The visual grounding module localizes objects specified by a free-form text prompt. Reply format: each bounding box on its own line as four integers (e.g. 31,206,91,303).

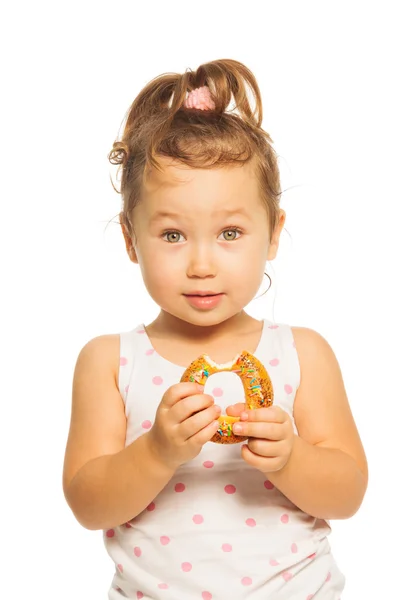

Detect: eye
162,230,184,243
161,227,243,243
219,227,242,241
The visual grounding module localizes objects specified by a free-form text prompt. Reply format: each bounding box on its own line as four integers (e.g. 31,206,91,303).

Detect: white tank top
104,319,345,599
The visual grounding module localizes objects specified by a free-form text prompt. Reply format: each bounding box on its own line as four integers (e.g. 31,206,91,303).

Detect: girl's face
123,157,285,329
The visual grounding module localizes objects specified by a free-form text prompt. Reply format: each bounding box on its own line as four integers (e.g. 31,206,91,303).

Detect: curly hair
108,58,283,244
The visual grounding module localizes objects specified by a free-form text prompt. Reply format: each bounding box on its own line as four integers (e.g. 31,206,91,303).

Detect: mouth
184,292,221,297
183,292,224,310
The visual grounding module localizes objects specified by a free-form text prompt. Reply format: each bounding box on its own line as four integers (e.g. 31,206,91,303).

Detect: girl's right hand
147,382,221,471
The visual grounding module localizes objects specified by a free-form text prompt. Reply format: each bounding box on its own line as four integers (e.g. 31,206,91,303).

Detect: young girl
63,59,368,599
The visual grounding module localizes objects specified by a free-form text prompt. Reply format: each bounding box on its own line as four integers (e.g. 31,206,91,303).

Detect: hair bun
108,141,130,167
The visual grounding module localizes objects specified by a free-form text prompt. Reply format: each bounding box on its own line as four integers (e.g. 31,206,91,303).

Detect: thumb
226,402,246,417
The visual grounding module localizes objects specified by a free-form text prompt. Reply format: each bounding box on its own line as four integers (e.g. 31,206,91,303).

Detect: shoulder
290,325,367,477
291,326,341,378
78,334,121,387
290,325,345,418
291,325,332,356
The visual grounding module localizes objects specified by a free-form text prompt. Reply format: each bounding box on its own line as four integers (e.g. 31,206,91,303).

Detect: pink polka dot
241,577,252,586
142,420,152,429
326,572,331,582
124,384,129,394
284,383,293,394
193,514,204,524
291,543,298,553
147,502,155,511
224,484,236,494
117,564,123,573
306,596,314,600
160,536,170,545
137,329,145,334
202,593,212,600
134,546,142,557
212,387,224,397
120,357,128,366
106,529,115,538
280,513,289,524
152,375,163,385
246,518,256,527
145,348,155,355
175,482,186,492
269,324,279,329
307,552,316,560
124,522,132,528
269,358,280,366
264,480,274,490
282,571,293,581
269,558,279,566
203,460,214,468
182,562,192,572
137,593,144,599
222,543,232,552
158,583,168,589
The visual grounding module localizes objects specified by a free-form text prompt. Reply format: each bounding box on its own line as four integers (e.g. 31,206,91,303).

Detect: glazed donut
180,351,273,444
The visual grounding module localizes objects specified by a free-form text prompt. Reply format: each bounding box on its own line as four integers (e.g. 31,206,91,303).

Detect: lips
184,292,219,297
184,293,224,310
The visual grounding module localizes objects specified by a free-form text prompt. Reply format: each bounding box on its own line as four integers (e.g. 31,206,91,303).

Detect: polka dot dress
105,319,345,599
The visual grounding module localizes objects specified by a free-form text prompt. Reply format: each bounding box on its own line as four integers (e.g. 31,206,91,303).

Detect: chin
179,308,244,329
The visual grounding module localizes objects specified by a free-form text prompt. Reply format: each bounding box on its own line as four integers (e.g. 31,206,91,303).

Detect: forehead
141,157,263,217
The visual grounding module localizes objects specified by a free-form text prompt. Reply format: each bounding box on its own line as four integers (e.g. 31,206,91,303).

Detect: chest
149,330,264,368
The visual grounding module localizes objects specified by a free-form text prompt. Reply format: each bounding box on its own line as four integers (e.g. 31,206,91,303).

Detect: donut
180,350,273,444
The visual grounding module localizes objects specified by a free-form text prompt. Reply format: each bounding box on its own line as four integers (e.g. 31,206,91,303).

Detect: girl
62,59,368,599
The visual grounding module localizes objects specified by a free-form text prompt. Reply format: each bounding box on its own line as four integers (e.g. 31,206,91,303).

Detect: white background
1,1,399,598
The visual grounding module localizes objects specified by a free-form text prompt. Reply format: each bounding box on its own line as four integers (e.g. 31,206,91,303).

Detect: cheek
139,246,180,286
226,245,266,276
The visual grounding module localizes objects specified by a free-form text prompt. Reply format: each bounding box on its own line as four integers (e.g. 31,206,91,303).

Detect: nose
186,242,217,279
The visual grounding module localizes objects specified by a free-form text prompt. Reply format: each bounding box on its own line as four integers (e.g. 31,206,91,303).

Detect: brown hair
108,58,282,244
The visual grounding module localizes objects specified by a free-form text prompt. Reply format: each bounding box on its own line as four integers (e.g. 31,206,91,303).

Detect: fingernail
233,424,243,433
241,412,249,420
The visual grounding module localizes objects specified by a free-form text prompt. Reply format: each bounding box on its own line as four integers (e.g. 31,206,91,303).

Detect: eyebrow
149,207,251,223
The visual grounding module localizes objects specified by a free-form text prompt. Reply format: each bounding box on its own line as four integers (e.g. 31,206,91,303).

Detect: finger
226,402,246,417
241,443,283,471
162,382,205,408
232,421,284,441
247,437,287,457
187,416,221,446
241,406,287,424
181,404,221,441
173,393,218,423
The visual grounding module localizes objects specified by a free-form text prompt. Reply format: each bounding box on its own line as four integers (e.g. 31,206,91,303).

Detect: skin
121,155,286,342
120,154,290,470
119,155,368,519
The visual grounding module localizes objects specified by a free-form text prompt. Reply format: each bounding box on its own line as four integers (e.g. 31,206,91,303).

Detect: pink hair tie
184,86,215,110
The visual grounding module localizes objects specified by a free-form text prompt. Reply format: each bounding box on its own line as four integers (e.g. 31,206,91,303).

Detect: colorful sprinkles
217,420,233,437
180,350,274,444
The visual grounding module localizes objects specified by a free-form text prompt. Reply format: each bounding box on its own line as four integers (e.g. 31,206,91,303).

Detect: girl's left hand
226,403,295,474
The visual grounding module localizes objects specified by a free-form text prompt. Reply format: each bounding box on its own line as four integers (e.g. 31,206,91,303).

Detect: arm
231,327,368,520
66,432,175,531
266,432,367,519
63,335,175,531
277,326,369,519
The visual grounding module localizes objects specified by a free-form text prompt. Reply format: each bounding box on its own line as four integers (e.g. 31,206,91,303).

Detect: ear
267,209,286,261
120,213,138,264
